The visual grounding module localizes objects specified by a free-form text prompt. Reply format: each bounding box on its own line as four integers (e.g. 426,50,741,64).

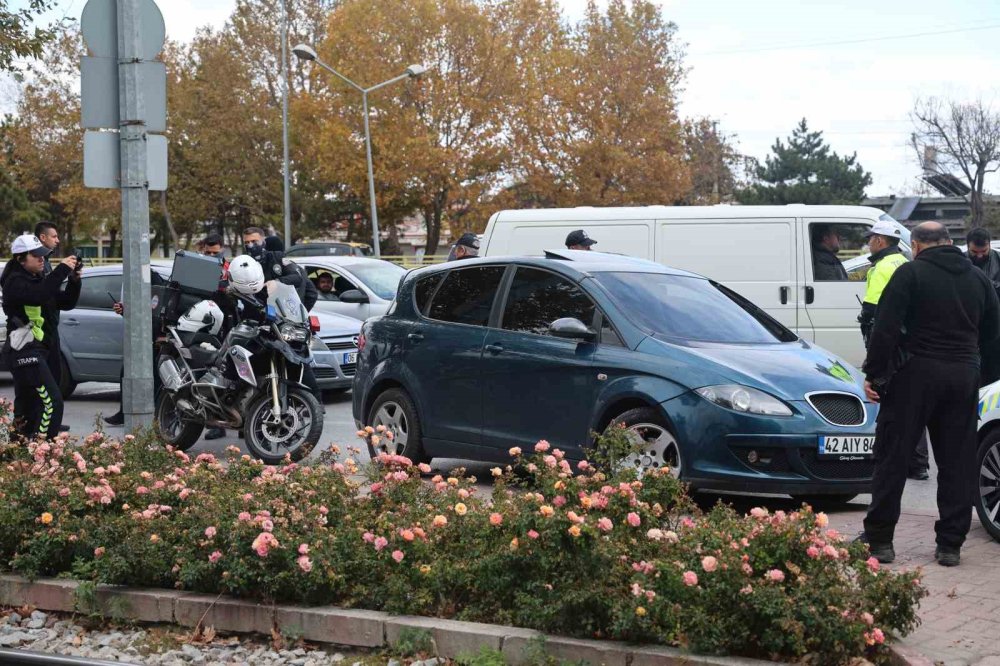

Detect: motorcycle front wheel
155,391,204,451
244,387,323,464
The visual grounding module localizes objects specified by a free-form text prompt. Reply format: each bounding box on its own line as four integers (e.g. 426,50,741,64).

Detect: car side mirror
339,289,369,304
549,317,596,341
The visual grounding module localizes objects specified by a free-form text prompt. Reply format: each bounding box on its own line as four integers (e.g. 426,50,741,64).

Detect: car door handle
407,333,424,342
64,318,79,326
485,343,504,354
804,286,815,305
779,286,789,305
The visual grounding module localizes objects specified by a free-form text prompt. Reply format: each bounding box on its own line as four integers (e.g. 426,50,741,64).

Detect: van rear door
655,218,799,333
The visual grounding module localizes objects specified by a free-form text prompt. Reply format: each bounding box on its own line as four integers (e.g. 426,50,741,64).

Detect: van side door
655,218,799,333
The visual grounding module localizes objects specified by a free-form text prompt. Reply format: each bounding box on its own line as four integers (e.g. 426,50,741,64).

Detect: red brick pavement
830,509,1000,666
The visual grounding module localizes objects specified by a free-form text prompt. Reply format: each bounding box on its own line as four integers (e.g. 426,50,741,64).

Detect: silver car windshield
265,281,306,323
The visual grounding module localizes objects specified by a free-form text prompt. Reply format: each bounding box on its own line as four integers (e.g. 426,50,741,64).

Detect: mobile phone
107,292,120,306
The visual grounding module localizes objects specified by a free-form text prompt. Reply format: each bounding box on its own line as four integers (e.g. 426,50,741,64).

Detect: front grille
325,339,357,352
807,393,864,426
314,367,339,379
801,450,875,480
340,364,357,377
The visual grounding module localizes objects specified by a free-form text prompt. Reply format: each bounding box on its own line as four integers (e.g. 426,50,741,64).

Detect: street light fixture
293,43,427,258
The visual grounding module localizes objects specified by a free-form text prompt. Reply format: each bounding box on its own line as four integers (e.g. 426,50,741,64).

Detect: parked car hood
639,336,866,402
312,310,362,337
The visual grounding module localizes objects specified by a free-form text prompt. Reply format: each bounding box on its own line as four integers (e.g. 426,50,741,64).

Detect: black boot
204,427,225,440
854,532,895,564
103,412,124,426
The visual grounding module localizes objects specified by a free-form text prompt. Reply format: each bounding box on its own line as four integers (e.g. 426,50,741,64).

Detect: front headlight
695,385,792,416
279,323,308,343
309,336,327,352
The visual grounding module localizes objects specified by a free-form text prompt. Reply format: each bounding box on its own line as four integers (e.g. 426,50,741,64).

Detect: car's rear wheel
975,429,1000,543
368,388,429,464
608,407,682,478
790,494,858,510
58,355,76,399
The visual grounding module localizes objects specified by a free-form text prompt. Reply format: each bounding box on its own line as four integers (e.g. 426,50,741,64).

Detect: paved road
0,375,943,515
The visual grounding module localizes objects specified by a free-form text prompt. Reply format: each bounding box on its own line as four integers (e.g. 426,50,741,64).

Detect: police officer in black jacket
858,222,1000,567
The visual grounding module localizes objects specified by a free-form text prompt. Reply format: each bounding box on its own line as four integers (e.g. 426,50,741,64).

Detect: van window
426,266,506,327
501,267,596,336
809,223,872,282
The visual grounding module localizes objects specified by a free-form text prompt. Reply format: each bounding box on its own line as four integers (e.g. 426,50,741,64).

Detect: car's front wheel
608,407,682,478
975,429,1000,543
368,388,429,464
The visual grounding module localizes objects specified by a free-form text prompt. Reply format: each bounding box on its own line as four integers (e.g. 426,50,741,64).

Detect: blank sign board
81,0,166,60
84,131,168,191
81,57,166,132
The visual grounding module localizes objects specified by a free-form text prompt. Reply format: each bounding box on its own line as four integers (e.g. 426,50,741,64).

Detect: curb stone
0,575,927,665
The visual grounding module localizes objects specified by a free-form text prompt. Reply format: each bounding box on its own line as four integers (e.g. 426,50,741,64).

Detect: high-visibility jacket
864,247,908,305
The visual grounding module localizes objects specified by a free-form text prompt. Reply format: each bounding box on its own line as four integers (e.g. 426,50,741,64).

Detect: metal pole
117,0,155,431
280,0,292,246
362,90,381,257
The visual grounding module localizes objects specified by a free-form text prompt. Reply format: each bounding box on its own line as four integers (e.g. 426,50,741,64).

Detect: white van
480,205,911,368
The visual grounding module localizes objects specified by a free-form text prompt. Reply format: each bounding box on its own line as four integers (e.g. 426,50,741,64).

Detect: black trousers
7,346,63,439
864,356,979,550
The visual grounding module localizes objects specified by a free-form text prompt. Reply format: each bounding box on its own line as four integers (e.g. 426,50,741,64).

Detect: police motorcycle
154,254,323,464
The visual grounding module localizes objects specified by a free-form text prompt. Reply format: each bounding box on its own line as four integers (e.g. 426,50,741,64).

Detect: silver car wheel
623,423,682,478
372,401,408,455
980,438,1000,527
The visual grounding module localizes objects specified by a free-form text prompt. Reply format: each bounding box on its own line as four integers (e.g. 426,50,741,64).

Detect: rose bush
0,401,924,664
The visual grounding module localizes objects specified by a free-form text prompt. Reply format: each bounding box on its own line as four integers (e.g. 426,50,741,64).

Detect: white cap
864,220,903,238
10,234,52,257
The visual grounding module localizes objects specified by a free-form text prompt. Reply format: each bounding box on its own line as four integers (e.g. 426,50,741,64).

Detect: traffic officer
858,219,929,480
0,235,80,439
241,227,303,290
859,222,1000,567
264,235,318,311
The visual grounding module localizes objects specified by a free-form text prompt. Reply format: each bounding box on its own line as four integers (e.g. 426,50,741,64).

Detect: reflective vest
864,251,908,305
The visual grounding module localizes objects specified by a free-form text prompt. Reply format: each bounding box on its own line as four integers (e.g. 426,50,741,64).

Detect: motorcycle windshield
265,281,307,323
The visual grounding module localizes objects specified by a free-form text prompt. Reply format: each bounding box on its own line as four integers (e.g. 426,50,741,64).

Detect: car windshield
593,272,797,344
347,262,406,300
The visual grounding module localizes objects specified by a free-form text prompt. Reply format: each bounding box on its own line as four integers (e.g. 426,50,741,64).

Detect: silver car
291,256,406,321
0,264,361,395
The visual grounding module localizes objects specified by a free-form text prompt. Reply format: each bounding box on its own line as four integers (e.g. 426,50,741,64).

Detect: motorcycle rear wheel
244,387,323,464
155,392,204,451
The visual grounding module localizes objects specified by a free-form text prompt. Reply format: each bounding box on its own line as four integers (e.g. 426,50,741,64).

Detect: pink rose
391,549,405,563
94,547,106,558
822,544,839,560
815,512,829,528
701,556,718,573
682,571,698,586
553,495,567,507
489,513,503,526
238,512,252,522
750,507,768,518
527,529,540,539
866,556,880,572
861,612,874,626
374,536,388,551
204,526,217,538
297,555,313,572
209,550,222,563
418,463,432,474
766,569,785,582
597,517,613,532
318,506,329,515
298,543,310,555
806,546,820,559
136,486,149,495
534,440,550,452
362,531,375,543
627,512,641,527
58,487,70,497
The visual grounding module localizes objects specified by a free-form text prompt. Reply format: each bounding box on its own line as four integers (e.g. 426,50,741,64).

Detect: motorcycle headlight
695,385,792,417
279,323,308,343
309,336,327,352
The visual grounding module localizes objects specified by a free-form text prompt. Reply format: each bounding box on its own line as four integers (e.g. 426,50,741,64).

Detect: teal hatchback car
353,251,876,502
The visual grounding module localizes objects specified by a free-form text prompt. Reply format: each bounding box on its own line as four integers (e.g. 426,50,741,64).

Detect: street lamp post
280,0,292,247
292,43,426,258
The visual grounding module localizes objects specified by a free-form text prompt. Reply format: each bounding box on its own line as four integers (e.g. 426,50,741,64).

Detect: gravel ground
0,609,426,665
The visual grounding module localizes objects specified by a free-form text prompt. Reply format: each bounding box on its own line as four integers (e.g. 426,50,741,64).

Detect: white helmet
228,255,265,295
177,300,224,335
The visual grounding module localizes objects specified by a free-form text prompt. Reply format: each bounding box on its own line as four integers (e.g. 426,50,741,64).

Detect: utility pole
280,0,292,246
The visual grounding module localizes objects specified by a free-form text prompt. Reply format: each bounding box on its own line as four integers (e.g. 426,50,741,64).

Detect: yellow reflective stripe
24,305,44,341
36,385,53,435
863,254,908,305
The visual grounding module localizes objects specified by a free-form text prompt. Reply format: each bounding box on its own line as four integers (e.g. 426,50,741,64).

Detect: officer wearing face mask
241,227,303,289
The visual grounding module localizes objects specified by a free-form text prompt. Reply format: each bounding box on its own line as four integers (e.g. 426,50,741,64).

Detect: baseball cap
565,230,597,247
10,234,52,257
456,233,480,251
864,220,903,238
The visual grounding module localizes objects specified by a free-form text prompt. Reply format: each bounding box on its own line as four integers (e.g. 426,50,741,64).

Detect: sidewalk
830,509,1000,665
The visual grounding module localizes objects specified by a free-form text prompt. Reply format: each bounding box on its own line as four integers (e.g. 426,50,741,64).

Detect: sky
8,0,1000,196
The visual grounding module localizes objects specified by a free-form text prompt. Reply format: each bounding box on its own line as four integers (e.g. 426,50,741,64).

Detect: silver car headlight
309,336,327,352
695,385,792,417
279,323,308,343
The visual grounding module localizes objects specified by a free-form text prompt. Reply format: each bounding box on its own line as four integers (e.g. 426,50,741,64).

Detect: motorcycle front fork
270,358,282,418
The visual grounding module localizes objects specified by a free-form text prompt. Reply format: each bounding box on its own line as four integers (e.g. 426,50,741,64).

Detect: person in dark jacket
811,224,849,281
966,227,1000,385
0,235,80,438
858,222,1000,567
264,235,318,311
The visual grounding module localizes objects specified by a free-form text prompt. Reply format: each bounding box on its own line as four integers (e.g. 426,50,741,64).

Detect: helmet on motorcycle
177,300,224,335
229,255,265,295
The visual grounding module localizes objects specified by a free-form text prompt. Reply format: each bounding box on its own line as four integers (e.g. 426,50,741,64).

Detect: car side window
600,315,623,346
76,275,124,310
502,267,596,336
414,273,444,315
809,222,871,282
426,266,506,326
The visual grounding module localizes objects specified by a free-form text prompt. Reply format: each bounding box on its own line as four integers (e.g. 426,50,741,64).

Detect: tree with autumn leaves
4,0,744,254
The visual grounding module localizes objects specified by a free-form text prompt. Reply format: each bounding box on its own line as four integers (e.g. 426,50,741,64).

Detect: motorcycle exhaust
158,358,189,392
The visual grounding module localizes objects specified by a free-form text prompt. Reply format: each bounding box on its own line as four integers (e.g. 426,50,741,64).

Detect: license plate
341,351,358,365
819,435,874,458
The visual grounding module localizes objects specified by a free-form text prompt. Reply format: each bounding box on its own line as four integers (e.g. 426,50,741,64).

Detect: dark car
353,250,877,501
